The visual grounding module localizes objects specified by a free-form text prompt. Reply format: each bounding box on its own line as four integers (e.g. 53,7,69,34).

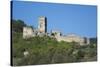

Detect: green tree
11,19,26,33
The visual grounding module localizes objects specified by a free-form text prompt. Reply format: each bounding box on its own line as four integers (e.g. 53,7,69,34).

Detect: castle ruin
23,16,90,45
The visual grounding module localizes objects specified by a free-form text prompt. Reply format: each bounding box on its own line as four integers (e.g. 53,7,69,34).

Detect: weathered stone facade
54,33,90,45
23,27,34,39
38,16,47,33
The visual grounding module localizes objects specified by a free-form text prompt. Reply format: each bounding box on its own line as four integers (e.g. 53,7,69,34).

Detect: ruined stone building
23,16,47,38
51,30,89,45
38,16,47,33
23,16,90,45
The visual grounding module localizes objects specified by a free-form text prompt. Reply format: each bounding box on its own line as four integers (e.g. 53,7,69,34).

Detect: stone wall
23,27,34,39
55,34,89,45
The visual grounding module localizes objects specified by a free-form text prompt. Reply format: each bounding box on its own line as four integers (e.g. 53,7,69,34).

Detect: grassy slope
12,33,97,66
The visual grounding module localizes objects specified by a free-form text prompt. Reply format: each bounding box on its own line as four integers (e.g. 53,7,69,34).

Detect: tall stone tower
38,16,47,33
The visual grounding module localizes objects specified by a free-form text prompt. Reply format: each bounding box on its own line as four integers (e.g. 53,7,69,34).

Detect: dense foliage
11,19,97,66
90,38,97,44
11,19,26,32
12,32,97,66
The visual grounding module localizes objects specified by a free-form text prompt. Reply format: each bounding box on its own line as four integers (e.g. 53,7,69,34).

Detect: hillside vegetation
11,19,97,66
12,32,97,66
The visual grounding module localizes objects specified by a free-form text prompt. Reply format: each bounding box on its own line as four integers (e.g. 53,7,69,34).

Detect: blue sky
12,1,97,38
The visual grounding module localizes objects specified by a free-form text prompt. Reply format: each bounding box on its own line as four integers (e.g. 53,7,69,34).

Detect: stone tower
38,16,47,33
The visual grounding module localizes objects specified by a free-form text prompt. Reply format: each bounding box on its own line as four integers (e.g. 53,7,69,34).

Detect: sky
12,1,97,38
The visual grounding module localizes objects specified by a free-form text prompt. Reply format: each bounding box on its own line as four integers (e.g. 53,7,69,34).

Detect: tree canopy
11,19,26,33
